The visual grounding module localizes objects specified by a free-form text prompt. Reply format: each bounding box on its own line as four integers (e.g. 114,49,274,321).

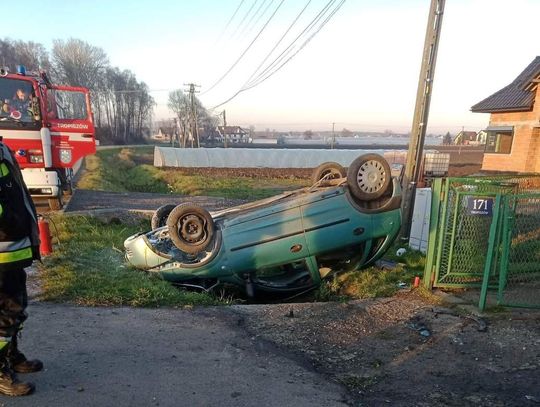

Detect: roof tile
471,57,540,113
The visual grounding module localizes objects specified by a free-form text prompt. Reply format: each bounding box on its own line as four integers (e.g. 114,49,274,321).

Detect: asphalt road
5,303,349,407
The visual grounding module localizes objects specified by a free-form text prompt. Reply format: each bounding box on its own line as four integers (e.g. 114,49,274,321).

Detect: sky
3,0,540,133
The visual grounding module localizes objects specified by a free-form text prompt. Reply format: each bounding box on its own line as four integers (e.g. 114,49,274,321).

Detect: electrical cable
244,0,313,88
244,0,336,89
201,0,286,96
239,0,270,37
245,0,345,90
217,0,246,40
211,0,345,109
209,0,320,109
229,0,261,40
242,0,276,38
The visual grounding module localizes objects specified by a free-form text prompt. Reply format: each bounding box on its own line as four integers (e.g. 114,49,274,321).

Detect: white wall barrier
153,147,402,169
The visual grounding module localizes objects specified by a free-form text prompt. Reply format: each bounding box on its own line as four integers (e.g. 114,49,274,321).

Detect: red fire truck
0,65,96,210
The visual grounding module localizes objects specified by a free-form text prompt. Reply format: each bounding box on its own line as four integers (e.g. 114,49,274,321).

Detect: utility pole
400,0,446,240
184,83,201,148
331,122,336,149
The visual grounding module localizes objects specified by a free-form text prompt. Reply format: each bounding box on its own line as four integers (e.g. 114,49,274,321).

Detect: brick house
471,57,540,173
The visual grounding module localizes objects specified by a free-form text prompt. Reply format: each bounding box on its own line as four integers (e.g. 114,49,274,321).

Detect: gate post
478,194,502,311
423,178,443,289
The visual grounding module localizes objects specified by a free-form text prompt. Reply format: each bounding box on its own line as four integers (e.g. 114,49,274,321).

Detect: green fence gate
424,176,540,310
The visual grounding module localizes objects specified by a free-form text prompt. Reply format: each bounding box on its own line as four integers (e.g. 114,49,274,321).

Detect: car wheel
151,204,176,229
166,204,215,254
311,162,346,184
347,154,391,201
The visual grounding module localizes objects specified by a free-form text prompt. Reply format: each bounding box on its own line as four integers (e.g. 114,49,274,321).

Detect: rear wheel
62,169,74,196
166,204,215,254
311,162,346,184
347,154,391,201
151,204,176,229
48,193,63,211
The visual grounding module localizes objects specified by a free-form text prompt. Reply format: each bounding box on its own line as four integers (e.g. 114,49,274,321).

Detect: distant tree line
0,37,154,144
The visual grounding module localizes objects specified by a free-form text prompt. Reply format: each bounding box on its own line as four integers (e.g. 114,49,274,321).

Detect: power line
92,88,171,94
211,0,345,109
244,0,336,89
201,0,286,96
229,0,261,39
245,0,346,90
241,0,274,38
244,0,313,86
217,0,246,40
209,0,326,109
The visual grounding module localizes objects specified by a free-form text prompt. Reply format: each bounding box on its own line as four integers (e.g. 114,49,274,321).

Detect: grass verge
39,215,219,307
78,147,307,199
314,244,426,301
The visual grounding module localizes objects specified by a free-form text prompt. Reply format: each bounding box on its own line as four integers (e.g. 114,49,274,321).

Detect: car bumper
124,232,171,270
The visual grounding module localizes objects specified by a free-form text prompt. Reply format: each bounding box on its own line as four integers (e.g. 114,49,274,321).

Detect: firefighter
0,139,42,396
11,89,31,120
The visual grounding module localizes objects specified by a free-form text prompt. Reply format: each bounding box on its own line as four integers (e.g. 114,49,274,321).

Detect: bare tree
51,38,108,88
0,38,51,72
1,36,155,144
168,89,213,147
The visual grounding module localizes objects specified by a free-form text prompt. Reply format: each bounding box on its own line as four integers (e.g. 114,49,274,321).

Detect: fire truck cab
0,65,96,210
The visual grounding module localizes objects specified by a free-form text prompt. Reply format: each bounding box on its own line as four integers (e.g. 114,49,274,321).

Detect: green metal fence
424,175,540,310
492,193,540,308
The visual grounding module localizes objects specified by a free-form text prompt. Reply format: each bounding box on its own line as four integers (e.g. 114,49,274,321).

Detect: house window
485,127,514,154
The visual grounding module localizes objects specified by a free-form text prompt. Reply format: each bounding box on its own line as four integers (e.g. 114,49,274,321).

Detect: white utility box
409,188,432,253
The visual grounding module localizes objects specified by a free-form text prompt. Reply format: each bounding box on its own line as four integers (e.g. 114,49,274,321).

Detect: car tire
151,204,176,229
311,162,346,184
166,204,215,254
347,154,391,201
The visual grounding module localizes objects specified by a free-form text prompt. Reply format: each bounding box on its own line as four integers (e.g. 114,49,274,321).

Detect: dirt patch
232,291,540,406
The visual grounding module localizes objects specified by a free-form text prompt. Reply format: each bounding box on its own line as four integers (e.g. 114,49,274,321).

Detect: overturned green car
124,154,401,295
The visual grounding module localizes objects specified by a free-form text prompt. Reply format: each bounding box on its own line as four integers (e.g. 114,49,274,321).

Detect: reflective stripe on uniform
0,247,32,263
0,237,32,252
0,237,33,264
0,161,8,217
0,162,9,176
0,337,11,350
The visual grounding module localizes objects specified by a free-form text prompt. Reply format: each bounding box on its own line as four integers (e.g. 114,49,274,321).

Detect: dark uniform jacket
0,142,40,270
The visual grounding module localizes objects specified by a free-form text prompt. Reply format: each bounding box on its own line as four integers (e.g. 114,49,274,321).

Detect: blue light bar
16,65,26,75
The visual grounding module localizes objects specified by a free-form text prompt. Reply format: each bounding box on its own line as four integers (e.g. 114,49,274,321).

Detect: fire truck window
48,90,87,120
0,78,37,123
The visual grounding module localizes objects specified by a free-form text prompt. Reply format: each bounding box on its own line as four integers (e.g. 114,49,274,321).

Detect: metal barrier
424,175,540,310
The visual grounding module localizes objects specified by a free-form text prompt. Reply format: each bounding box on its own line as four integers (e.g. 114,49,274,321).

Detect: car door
222,199,308,273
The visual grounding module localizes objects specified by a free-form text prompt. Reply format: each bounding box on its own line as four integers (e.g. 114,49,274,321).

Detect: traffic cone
38,217,53,255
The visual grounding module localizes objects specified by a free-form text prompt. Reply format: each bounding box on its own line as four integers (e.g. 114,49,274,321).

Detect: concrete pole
400,0,446,240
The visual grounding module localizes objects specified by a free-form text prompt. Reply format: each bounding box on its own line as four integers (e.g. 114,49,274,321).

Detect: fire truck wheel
48,194,63,211
63,183,73,196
